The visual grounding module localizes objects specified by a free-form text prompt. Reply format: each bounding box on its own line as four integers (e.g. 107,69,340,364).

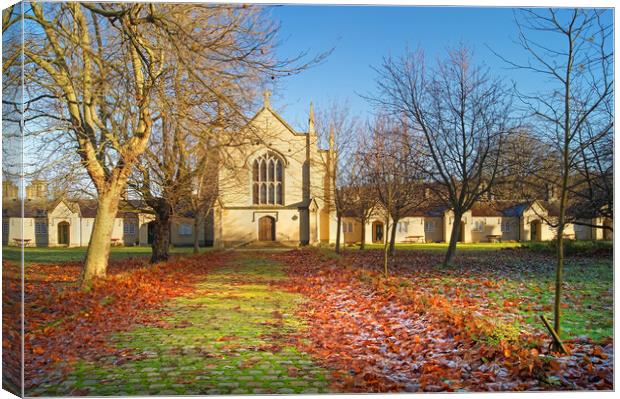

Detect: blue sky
264,5,609,130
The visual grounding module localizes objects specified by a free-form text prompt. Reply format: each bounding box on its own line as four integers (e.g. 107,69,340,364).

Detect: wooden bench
111,238,122,246
486,234,502,243
404,235,425,243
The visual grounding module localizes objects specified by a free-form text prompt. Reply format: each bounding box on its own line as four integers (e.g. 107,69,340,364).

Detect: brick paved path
29,255,331,396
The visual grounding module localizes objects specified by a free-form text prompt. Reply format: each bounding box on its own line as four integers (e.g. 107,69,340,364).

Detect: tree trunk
443,212,462,266
383,216,391,277
80,187,123,290
554,163,570,345
193,215,203,254
389,216,399,256
335,213,342,254
554,226,565,341
359,217,366,250
149,199,172,263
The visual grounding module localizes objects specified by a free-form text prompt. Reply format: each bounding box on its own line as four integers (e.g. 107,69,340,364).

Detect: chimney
2,180,18,200
26,179,48,201
545,183,558,201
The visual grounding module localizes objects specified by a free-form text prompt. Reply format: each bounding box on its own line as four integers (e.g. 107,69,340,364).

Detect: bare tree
570,118,613,223
188,152,219,254
14,2,326,284
371,45,514,265
315,101,361,253
127,5,327,262
498,8,613,346
364,114,427,264
17,2,174,288
493,129,556,200
347,142,377,250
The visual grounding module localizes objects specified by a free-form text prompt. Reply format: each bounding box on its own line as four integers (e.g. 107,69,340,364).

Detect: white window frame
35,220,47,235
179,223,193,236
501,220,511,233
124,222,136,235
424,220,435,233
473,220,484,232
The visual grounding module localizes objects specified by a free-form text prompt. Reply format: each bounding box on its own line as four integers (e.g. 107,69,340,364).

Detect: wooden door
58,222,69,245
258,216,275,241
530,221,540,241
372,221,384,243
147,222,155,244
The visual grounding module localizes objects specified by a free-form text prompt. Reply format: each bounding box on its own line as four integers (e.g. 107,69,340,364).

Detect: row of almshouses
2,198,210,247
341,200,612,245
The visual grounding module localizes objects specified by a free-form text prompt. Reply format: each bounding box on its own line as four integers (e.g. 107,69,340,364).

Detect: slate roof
402,203,449,217
2,198,139,218
470,201,531,217
2,199,50,218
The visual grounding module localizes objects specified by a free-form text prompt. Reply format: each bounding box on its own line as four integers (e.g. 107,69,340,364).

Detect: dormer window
252,152,283,205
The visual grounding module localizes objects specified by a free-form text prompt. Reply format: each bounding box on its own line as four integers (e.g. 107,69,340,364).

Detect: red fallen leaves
2,252,234,390
272,249,613,392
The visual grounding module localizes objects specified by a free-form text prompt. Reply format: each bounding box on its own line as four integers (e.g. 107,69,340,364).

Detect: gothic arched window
252,152,283,205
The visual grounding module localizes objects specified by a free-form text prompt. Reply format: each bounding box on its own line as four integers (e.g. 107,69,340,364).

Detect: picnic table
13,238,33,247
562,233,575,240
111,238,121,246
404,235,425,243
486,234,502,243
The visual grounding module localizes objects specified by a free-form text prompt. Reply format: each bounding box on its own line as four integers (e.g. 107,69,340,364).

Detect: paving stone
217,382,240,389
250,388,273,394
247,370,264,375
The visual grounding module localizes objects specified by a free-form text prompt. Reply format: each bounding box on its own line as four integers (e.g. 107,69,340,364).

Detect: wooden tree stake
540,314,570,355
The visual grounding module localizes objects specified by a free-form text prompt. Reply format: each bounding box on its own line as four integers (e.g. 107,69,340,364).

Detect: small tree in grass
498,8,613,348
371,45,515,266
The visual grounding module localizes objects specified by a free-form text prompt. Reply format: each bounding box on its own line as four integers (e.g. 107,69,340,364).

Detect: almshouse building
2,180,208,247
341,200,612,245
2,93,612,248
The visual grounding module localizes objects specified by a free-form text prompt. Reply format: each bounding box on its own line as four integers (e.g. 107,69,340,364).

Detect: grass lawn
2,245,210,265
348,242,523,251
342,246,613,342
505,257,612,341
